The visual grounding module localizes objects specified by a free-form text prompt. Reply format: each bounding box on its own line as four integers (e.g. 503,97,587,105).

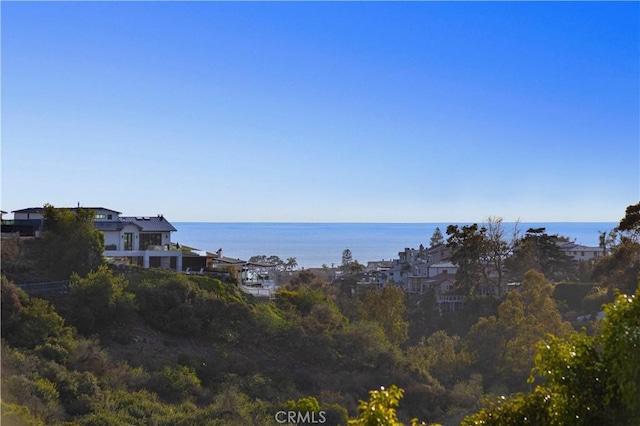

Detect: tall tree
479,216,519,296
40,204,104,279
285,257,298,271
359,286,409,346
507,228,574,282
592,202,640,293
430,227,444,247
617,201,640,236
446,224,486,295
464,270,573,391
463,285,640,426
341,248,353,271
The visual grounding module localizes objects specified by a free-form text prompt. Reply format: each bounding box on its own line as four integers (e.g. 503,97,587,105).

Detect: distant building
557,241,604,262
5,206,182,271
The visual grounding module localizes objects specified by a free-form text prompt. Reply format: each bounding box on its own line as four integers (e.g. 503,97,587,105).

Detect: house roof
120,215,177,232
94,222,128,232
12,207,122,214
94,221,143,232
430,261,456,268
210,257,246,266
425,272,457,284
12,207,45,214
557,241,603,251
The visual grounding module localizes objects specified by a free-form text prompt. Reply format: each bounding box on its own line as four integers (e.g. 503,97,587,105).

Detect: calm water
172,222,616,269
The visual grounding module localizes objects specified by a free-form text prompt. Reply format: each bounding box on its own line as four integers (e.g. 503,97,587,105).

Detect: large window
124,233,133,251
140,233,162,250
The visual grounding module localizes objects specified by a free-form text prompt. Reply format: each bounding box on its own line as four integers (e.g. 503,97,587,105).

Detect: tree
593,202,640,293
348,385,438,426
342,248,353,271
348,385,405,426
67,265,136,334
507,228,574,282
446,224,486,295
464,270,573,391
349,260,365,276
359,286,409,346
430,227,444,247
479,216,518,296
285,257,298,271
40,204,105,279
446,218,518,296
463,286,640,425
617,201,640,236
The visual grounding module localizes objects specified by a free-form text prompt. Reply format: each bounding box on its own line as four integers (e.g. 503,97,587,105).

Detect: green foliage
580,286,613,315
2,278,28,337
592,237,640,293
40,204,105,279
405,290,443,345
508,228,575,282
342,248,354,270
446,224,486,295
348,385,404,426
150,365,202,402
0,400,46,426
600,289,640,416
430,227,444,247
406,331,469,388
2,289,75,356
463,286,640,425
464,270,573,391
133,273,249,336
252,302,290,336
359,286,409,346
348,385,439,426
334,321,394,369
68,266,136,334
276,286,327,316
617,201,640,234
552,282,598,313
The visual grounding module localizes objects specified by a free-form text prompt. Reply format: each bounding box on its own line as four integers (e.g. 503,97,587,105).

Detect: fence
16,280,69,294
239,284,275,299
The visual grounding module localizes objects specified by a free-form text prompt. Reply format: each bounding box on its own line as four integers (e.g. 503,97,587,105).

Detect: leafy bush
67,266,136,334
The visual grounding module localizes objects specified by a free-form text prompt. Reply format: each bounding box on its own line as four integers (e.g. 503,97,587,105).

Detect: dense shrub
68,266,136,334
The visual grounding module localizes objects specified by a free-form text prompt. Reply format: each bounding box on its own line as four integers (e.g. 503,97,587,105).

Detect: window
124,233,133,251
140,233,162,249
107,214,113,220
95,214,107,219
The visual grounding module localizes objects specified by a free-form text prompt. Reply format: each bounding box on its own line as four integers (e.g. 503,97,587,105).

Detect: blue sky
2,2,638,222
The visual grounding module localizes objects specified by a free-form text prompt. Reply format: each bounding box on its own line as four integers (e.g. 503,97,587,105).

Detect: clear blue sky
2,2,638,222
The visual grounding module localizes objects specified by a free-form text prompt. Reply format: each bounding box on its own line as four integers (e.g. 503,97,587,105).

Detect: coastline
172,222,617,270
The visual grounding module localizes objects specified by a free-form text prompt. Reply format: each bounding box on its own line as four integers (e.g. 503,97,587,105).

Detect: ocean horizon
172,222,617,269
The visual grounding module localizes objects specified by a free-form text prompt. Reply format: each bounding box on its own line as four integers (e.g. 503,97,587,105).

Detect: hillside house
557,242,604,261
8,206,182,271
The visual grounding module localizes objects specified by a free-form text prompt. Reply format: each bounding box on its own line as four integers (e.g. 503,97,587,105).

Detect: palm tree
286,257,298,272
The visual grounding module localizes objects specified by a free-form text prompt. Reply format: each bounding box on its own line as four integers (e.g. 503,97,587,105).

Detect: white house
11,206,182,271
557,242,604,262
428,261,458,277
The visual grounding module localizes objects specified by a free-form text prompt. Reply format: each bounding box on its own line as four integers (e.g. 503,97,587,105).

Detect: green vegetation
462,288,640,425
1,202,638,425
40,204,105,279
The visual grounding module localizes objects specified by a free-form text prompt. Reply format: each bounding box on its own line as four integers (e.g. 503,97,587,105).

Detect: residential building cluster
355,238,605,311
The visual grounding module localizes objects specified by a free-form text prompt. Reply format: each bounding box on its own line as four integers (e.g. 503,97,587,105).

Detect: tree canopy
462,285,640,425
40,204,105,279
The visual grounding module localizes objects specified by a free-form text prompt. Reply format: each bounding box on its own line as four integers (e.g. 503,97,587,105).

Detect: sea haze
172,222,617,269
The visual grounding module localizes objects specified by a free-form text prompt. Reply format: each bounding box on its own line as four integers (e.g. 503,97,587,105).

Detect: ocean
172,222,617,269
